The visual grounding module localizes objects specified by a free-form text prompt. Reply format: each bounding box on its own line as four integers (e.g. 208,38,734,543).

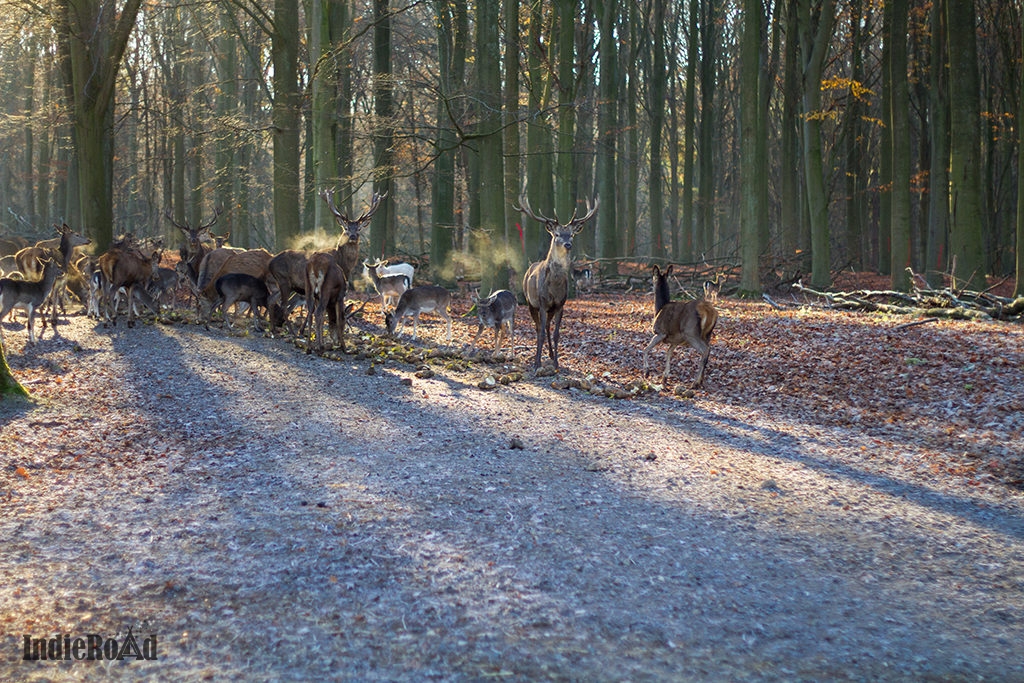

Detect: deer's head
320,189,387,246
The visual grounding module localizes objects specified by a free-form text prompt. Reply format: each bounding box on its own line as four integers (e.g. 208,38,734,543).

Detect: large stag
515,195,599,371
167,208,221,308
319,189,387,282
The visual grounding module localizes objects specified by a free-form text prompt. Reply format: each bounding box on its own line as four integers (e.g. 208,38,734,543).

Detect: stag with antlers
319,189,387,283
167,208,222,309
515,195,599,372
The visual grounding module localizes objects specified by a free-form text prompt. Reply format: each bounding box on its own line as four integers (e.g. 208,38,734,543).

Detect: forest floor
1,279,1024,681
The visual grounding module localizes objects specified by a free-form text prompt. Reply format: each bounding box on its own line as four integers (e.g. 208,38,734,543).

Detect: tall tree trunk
843,0,866,270
215,7,239,243
888,0,912,291
524,0,554,263
555,0,576,221
780,0,804,269
371,0,396,259
431,0,467,283
946,0,986,289
680,0,699,261
697,0,718,257
927,0,950,287
622,3,638,257
310,0,339,236
739,0,763,292
272,0,302,249
502,0,522,280
335,0,354,218
36,56,52,226
649,0,668,259
797,0,834,289
596,0,618,260
474,0,505,295
58,0,144,251
1017,0,1024,298
23,49,36,227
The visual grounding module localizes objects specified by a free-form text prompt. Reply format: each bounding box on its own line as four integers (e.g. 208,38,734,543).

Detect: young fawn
642,264,718,388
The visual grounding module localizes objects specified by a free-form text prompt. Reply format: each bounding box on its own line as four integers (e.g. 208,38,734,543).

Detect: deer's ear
665,264,674,276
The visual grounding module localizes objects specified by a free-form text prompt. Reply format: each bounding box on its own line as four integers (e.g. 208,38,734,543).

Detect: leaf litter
1,292,1023,681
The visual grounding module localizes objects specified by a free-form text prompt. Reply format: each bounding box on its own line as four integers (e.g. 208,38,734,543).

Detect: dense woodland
0,0,1022,296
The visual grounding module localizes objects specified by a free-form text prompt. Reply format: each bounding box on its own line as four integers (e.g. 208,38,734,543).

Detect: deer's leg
126,285,136,328
443,310,452,344
533,307,546,369
642,333,666,377
549,307,564,370
663,342,676,380
472,324,485,348
27,304,36,344
691,340,712,389
335,299,346,352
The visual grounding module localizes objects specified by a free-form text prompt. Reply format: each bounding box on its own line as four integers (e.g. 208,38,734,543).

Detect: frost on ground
1,297,1023,681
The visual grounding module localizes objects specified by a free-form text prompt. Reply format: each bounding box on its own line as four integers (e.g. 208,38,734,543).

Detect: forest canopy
0,0,1021,295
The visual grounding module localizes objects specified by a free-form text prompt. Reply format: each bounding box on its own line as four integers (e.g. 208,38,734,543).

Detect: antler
198,207,223,232
355,191,388,224
567,197,599,234
513,195,559,228
319,188,346,221
321,189,388,224
515,194,598,234
164,209,188,233
164,207,221,235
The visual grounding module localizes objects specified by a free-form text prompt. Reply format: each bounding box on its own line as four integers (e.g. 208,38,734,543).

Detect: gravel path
2,315,1023,681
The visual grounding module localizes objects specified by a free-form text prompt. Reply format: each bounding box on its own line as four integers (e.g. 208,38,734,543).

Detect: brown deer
643,264,718,389
96,236,156,328
515,195,599,371
304,251,348,354
319,189,387,283
267,249,310,330
210,273,274,332
167,208,221,313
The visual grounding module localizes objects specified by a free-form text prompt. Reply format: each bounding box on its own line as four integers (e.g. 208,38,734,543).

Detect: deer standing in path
515,195,599,371
643,264,718,389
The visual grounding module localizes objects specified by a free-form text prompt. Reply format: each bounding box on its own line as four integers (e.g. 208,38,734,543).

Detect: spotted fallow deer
515,195,599,371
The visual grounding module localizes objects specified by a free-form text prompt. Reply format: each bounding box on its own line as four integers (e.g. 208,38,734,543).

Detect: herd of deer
0,193,720,389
